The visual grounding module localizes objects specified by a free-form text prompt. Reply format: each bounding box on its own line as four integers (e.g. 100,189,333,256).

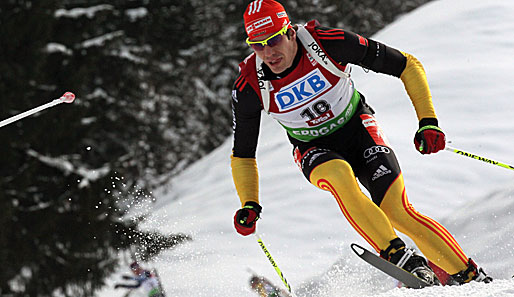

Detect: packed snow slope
99,0,514,296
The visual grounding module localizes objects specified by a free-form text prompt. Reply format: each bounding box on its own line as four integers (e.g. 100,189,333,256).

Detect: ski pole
444,145,514,172
0,91,75,129
152,268,166,297
255,234,297,297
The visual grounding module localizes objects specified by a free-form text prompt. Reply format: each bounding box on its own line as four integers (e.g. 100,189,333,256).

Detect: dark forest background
0,0,430,296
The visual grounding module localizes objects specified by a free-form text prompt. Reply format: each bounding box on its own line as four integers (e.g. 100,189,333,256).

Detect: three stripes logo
246,0,272,34
371,165,391,181
247,0,263,15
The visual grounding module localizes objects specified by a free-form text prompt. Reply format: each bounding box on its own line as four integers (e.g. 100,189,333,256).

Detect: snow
110,46,147,64
125,8,148,22
98,0,514,296
26,149,110,188
54,5,114,19
44,43,72,55
81,31,124,49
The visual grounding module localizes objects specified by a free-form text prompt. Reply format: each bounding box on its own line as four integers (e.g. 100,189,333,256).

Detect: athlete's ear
287,28,296,40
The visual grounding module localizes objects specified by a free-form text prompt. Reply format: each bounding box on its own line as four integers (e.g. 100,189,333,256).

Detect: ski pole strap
445,145,514,172
255,234,296,296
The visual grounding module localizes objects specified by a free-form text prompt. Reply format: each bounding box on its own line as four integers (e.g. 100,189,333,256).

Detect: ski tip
350,243,365,256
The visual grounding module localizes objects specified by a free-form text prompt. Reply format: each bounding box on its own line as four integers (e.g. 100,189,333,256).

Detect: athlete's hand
414,118,446,154
234,201,261,236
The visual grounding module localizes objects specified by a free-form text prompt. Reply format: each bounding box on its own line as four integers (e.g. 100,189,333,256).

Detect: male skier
249,274,291,297
114,262,164,297
231,0,491,285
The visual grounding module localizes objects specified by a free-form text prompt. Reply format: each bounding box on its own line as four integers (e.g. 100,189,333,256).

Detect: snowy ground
98,0,514,296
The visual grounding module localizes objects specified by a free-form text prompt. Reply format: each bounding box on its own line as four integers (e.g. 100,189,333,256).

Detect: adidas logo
372,165,392,181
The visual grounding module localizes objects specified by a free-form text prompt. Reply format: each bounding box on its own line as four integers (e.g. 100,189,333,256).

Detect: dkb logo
274,68,331,112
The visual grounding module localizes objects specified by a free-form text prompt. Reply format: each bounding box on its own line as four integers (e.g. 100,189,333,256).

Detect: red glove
234,202,261,236
414,118,446,154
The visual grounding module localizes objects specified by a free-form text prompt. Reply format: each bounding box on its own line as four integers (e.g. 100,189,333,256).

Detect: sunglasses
246,23,290,51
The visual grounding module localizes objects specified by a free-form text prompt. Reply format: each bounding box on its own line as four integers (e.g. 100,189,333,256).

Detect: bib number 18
300,100,331,120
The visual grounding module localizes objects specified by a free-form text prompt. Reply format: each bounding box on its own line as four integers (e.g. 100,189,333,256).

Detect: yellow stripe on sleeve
231,155,259,206
400,52,437,120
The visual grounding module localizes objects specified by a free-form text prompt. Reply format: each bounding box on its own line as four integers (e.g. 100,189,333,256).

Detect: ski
350,243,430,289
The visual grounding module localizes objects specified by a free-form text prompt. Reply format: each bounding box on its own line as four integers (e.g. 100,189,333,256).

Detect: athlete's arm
114,277,143,289
231,76,262,206
398,52,436,120
317,26,437,120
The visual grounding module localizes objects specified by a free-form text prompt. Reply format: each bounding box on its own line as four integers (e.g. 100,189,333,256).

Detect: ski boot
449,258,493,285
381,238,440,286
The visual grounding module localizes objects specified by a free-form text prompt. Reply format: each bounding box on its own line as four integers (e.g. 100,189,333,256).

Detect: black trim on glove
418,117,439,128
243,201,262,214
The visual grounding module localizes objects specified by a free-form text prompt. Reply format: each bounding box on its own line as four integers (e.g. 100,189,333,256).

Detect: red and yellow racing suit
231,20,468,275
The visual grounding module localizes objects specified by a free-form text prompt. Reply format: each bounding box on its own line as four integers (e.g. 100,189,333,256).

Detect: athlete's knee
309,159,359,193
310,159,353,181
293,147,341,181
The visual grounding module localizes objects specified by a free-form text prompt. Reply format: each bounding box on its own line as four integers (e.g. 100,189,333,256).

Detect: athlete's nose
263,44,276,57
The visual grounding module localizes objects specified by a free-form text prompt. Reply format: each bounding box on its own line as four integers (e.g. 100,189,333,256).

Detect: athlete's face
252,29,298,74
131,267,142,275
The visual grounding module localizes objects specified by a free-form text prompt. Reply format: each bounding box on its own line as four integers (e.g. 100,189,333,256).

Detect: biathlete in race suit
231,0,492,286
114,262,164,297
249,275,291,297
